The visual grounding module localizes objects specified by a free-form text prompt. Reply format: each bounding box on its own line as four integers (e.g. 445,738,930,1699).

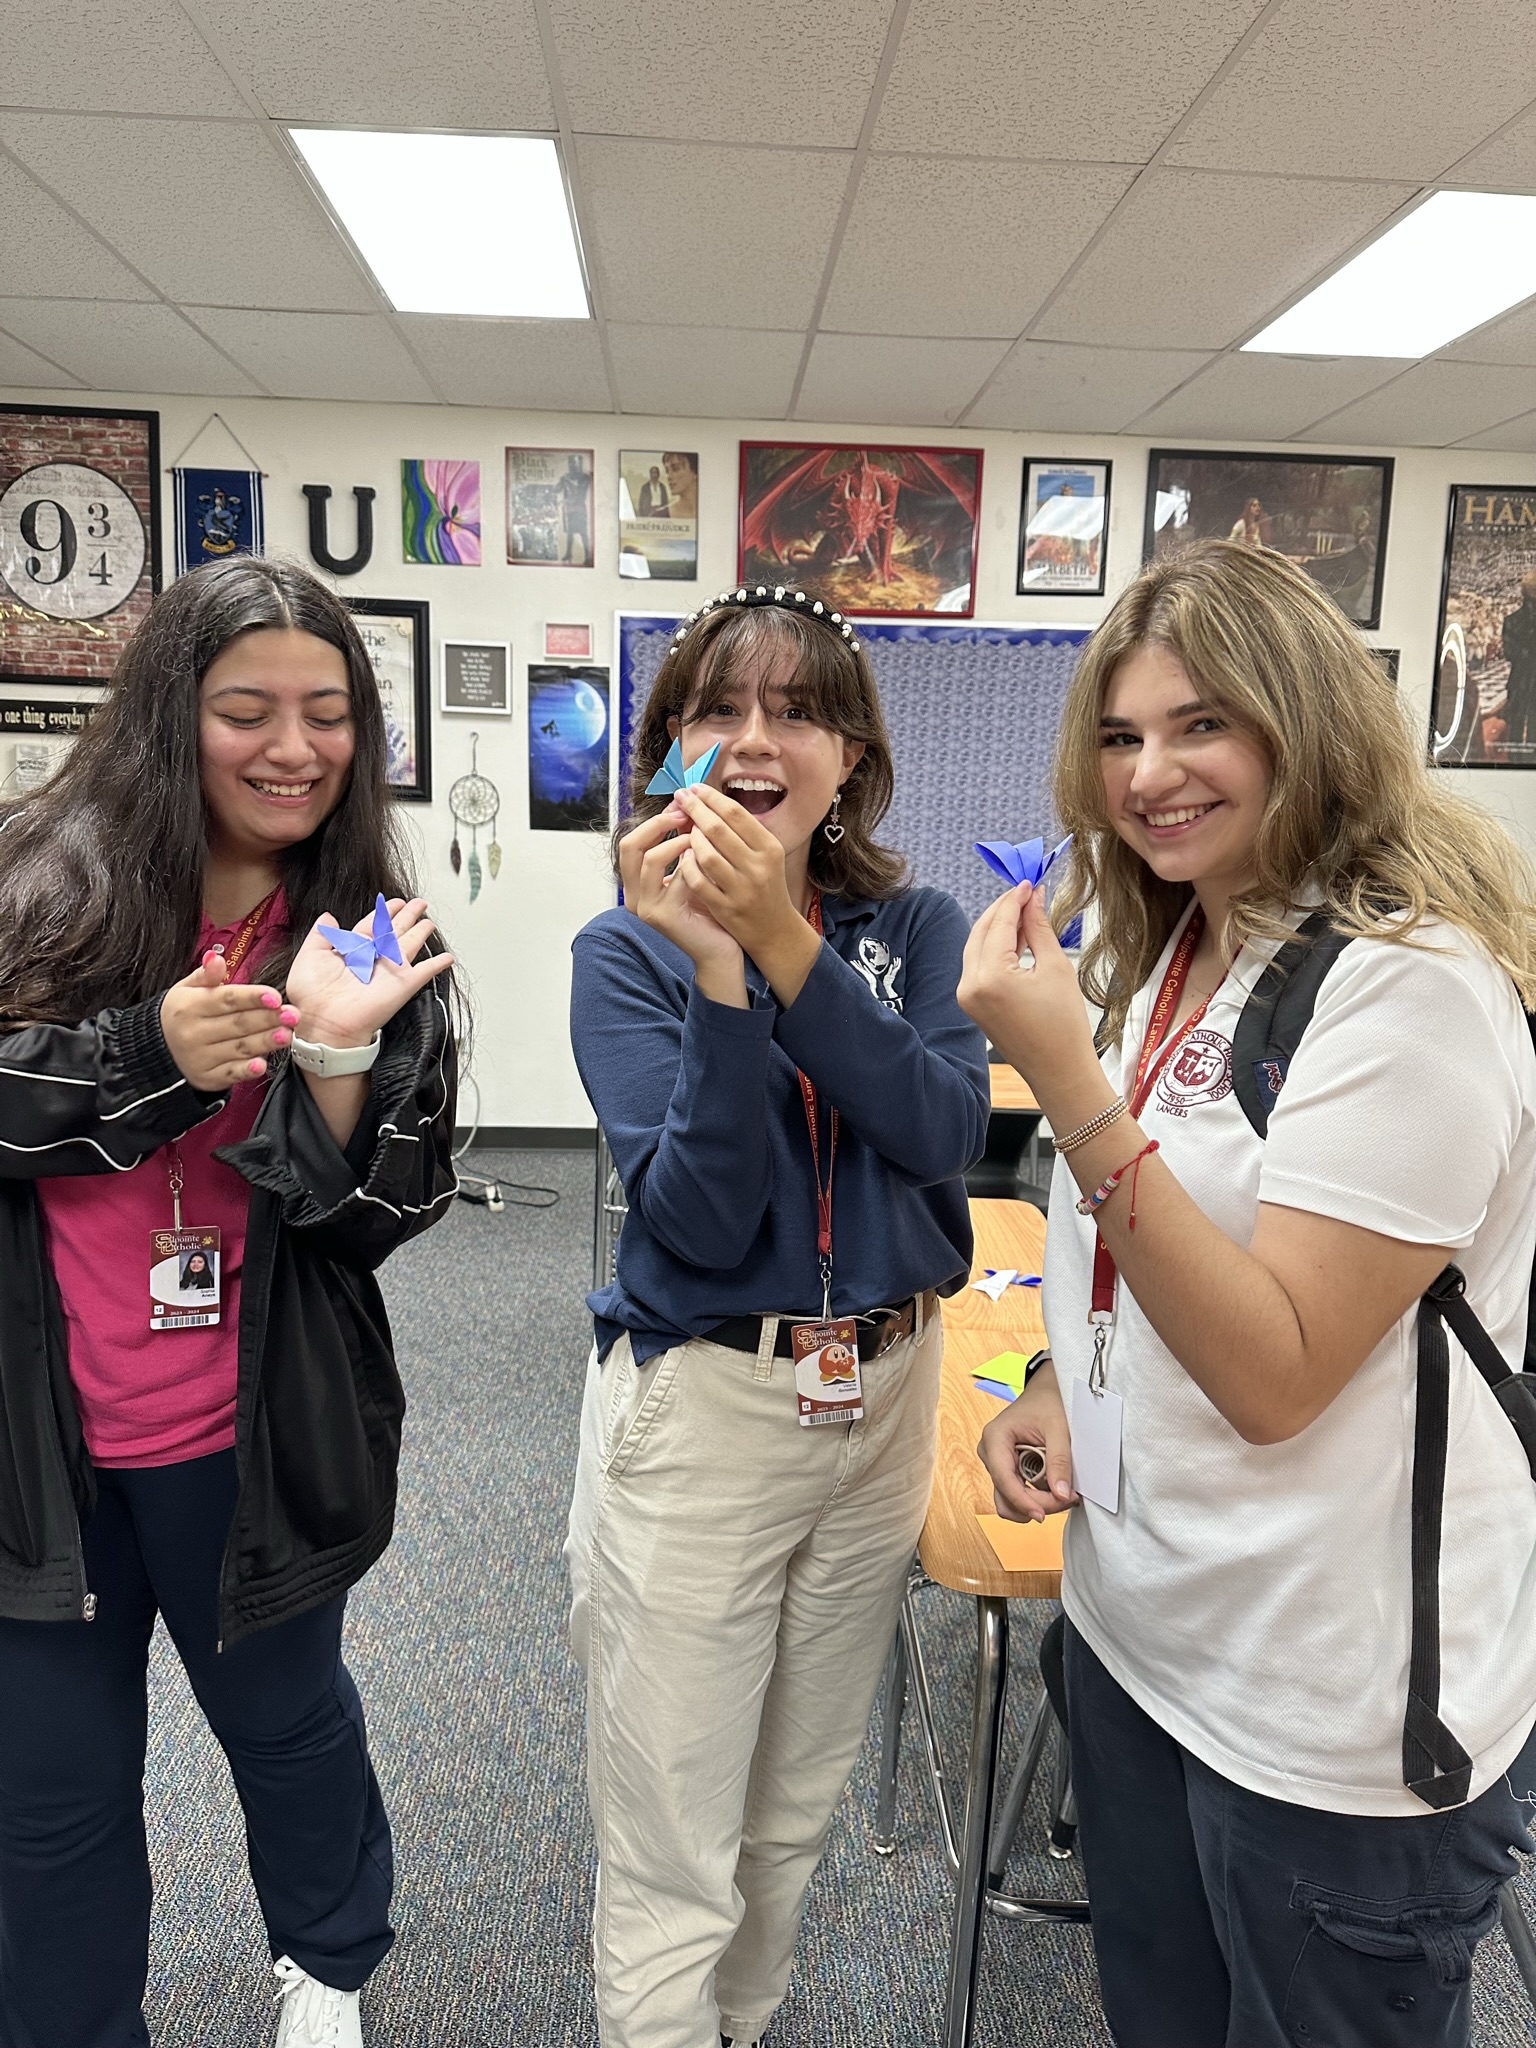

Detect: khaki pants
565,1313,942,2048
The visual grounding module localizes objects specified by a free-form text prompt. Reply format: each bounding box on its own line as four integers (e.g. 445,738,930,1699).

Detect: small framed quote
441,640,511,716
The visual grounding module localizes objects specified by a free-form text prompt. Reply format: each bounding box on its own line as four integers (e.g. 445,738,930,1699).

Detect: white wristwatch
289,1032,382,1078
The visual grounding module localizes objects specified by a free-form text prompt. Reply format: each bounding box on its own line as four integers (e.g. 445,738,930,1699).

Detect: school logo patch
854,935,904,1011
1154,1029,1234,1117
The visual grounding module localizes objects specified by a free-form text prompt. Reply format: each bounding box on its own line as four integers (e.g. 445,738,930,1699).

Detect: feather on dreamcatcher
448,732,501,902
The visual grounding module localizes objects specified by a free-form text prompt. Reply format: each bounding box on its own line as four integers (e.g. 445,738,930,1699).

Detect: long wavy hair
617,601,908,901
0,555,429,1024
1051,539,1536,1039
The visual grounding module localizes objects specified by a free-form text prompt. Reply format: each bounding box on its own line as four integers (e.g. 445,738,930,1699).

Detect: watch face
0,461,148,622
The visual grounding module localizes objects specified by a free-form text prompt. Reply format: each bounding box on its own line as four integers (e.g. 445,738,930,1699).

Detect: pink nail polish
202,951,220,970
272,1028,291,1047
260,991,282,1010
279,1007,299,1025
248,1057,265,1076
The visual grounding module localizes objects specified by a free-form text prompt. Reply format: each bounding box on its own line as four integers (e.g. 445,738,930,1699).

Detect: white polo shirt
1050,903,1536,1816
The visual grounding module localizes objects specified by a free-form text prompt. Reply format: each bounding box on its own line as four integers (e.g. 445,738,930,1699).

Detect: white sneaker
272,1956,363,2048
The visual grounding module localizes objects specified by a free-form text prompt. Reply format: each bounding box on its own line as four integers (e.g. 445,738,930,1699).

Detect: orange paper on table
975,1511,1065,1573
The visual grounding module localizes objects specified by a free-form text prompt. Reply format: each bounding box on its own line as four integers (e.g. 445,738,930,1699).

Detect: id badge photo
149,1226,222,1330
791,1318,864,1427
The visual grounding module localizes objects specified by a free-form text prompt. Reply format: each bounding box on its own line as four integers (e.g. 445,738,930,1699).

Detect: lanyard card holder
149,1226,222,1329
791,1317,864,1426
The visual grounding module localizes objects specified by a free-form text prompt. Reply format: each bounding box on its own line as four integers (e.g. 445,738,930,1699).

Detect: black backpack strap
1231,912,1355,1138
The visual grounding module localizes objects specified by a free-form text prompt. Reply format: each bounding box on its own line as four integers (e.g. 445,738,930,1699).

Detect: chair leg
1046,1729,1077,1859
986,1683,1053,1888
942,1597,1009,2048
872,1620,907,1857
1500,1879,1536,2006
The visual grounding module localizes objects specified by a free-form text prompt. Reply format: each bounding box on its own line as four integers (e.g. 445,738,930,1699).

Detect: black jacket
0,983,456,1646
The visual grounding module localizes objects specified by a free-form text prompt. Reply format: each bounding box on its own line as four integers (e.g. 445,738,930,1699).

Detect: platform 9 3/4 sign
0,462,147,621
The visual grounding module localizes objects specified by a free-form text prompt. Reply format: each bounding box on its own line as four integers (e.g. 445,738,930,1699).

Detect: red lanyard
797,892,838,1317
1089,908,1208,1321
211,888,280,979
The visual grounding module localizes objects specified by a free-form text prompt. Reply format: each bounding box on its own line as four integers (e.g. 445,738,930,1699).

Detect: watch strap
289,1032,381,1077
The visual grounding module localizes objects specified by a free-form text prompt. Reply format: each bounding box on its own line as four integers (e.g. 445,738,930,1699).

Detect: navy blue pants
1064,1621,1536,2047
0,1451,393,2048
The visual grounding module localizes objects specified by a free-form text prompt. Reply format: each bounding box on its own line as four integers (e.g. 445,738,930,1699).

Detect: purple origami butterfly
326,894,405,984
974,833,1073,889
646,738,720,797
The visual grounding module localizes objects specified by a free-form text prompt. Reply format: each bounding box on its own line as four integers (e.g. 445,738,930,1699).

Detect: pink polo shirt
38,893,288,1469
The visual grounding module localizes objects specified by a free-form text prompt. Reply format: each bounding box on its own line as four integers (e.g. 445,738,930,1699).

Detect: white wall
7,381,1536,1129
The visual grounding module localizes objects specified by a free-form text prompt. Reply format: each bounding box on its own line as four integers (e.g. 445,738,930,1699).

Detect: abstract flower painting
402,459,481,566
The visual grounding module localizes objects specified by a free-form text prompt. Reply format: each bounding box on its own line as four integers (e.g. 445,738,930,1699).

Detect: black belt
706,1290,937,1362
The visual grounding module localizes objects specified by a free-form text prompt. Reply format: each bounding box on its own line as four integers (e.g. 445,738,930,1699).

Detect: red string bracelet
1075,1139,1161,1229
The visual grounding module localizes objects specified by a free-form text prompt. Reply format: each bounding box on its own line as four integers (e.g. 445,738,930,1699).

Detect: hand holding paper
974,833,1072,890
645,737,721,798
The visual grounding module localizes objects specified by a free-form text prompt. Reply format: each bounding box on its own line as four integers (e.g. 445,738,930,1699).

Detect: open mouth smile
1137,802,1219,835
247,778,319,803
725,776,788,816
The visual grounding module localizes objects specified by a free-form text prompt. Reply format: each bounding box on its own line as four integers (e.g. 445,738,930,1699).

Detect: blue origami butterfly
326,894,405,984
974,833,1073,888
645,738,721,797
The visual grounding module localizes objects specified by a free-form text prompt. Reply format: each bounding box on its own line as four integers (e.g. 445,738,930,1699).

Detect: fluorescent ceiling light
290,129,590,319
1243,191,1536,359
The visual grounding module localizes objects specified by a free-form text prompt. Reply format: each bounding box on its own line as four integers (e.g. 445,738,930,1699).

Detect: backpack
1232,912,1536,1809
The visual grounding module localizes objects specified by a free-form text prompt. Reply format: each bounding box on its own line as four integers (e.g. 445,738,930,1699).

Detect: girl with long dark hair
565,588,988,2047
0,556,458,2048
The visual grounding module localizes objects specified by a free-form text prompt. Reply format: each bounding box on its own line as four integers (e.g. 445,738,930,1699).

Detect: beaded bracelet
1076,1139,1161,1227
1052,1096,1126,1154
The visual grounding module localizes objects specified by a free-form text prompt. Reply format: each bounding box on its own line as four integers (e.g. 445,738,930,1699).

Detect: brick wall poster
0,406,161,686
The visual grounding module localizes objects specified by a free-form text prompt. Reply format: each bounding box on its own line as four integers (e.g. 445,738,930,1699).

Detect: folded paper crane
969,1267,1044,1301
974,833,1072,889
646,738,721,798
326,894,405,984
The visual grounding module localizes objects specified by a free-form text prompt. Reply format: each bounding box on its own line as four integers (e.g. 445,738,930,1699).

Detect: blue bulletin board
616,612,1091,922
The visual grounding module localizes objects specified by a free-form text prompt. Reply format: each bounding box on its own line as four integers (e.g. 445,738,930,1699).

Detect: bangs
680,608,868,735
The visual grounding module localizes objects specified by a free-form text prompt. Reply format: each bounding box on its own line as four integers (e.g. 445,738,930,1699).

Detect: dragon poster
738,443,982,618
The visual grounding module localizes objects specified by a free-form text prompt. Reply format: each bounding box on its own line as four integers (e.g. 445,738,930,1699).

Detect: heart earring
823,791,845,844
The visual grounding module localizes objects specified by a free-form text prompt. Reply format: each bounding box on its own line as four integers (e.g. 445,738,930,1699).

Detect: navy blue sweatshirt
570,887,989,1362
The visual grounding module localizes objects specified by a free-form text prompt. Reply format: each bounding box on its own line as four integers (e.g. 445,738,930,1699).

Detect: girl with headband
962,540,1536,2048
567,587,989,2048
0,557,458,2048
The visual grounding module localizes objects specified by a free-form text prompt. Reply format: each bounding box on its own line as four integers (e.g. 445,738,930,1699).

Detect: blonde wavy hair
1051,539,1536,1039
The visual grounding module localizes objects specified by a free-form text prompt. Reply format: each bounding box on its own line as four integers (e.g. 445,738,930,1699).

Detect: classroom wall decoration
303,483,375,576
442,640,511,715
1431,484,1536,768
618,449,698,582
342,595,432,802
1018,459,1110,597
528,661,610,831
0,405,160,686
1144,449,1392,629
448,732,501,901
507,448,593,567
173,464,264,576
402,459,481,566
739,443,983,618
545,622,593,659
618,613,1088,920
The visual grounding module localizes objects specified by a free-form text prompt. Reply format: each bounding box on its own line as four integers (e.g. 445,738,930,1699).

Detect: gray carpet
141,1148,1536,2046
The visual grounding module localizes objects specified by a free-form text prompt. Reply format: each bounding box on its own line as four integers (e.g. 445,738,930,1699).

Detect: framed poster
618,449,698,581
1143,449,1392,629
506,448,593,567
402,459,481,566
442,640,510,716
1018,459,1111,596
342,596,431,802
528,662,609,831
739,442,983,618
1430,484,1536,769
0,405,161,686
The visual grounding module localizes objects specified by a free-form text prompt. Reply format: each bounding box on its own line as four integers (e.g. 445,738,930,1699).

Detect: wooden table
986,1062,1040,1114
941,1200,1048,1338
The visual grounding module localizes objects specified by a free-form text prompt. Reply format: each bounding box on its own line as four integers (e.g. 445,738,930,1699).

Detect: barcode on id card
153,1312,216,1328
802,1409,862,1425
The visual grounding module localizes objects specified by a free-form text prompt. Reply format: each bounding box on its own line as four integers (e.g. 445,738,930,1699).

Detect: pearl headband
670,584,862,655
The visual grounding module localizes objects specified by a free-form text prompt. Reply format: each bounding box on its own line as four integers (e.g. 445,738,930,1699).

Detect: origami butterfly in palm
974,833,1073,889
325,894,406,984
645,738,721,797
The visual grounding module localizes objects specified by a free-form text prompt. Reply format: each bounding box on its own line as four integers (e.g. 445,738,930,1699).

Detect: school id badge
791,1318,863,1427
149,1227,222,1330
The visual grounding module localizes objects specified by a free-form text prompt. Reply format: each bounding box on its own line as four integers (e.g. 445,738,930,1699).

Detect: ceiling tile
577,139,846,329
608,325,802,418
1440,298,1536,368
964,341,1214,430
0,152,153,301
874,0,1261,161
821,155,1135,339
186,309,435,402
0,300,260,397
552,0,892,148
1131,351,1406,439
1446,105,1536,191
395,316,611,410
0,114,374,312
1033,168,1415,350
1166,0,1536,180
0,0,246,115
1457,408,1536,455
194,0,555,129
793,334,1009,428
1294,361,1536,448
0,328,84,389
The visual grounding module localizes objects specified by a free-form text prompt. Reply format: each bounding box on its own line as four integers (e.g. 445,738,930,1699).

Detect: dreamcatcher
448,732,501,902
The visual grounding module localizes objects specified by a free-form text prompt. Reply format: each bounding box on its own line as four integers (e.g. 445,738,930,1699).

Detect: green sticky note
972,1349,1033,1396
